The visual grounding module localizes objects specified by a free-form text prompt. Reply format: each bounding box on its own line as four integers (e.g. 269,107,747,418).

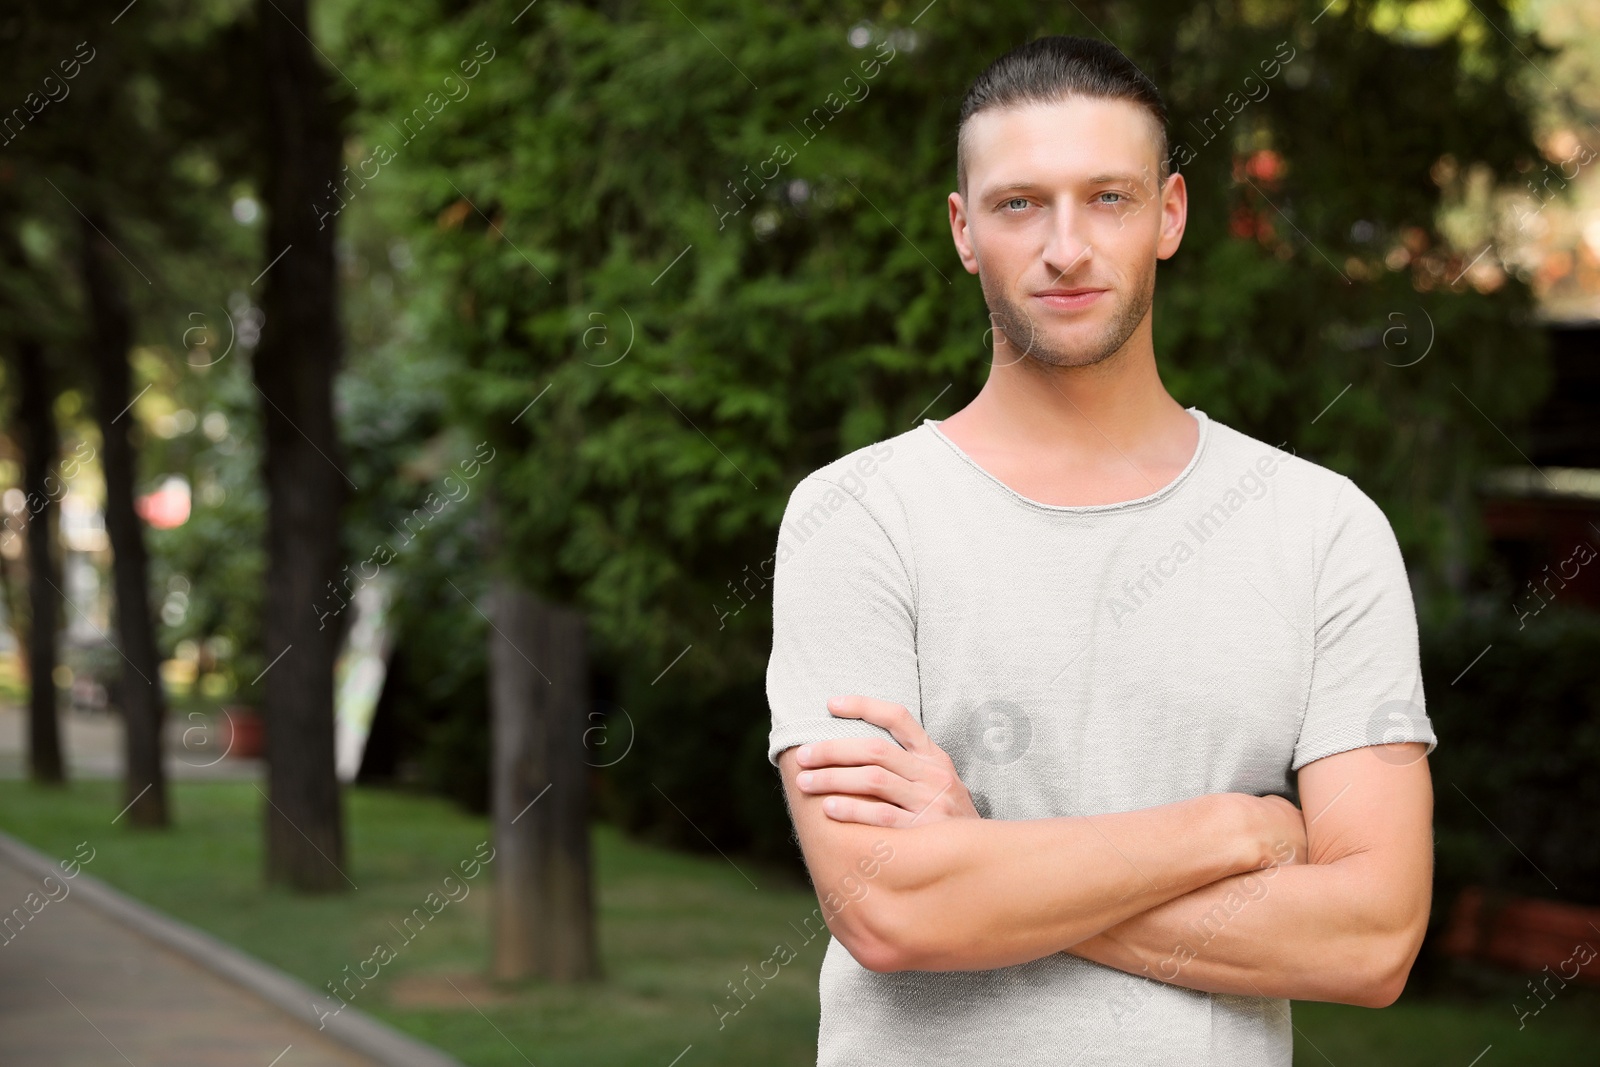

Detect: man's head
950,36,1185,371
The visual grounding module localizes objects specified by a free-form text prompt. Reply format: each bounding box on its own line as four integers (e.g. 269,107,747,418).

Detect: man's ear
949,191,980,274
1156,171,1188,261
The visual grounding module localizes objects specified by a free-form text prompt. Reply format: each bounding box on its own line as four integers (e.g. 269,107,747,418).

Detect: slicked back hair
956,35,1170,202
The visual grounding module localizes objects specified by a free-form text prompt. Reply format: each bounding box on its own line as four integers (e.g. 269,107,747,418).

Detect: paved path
0,844,380,1067
0,703,264,781
0,702,458,1066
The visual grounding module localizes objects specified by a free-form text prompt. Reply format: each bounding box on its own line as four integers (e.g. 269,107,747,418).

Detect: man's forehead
965,97,1158,195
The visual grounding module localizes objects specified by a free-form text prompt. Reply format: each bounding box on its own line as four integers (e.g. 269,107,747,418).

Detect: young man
766,35,1437,1067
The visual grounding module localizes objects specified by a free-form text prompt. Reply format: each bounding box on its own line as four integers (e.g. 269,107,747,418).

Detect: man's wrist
1213,792,1276,876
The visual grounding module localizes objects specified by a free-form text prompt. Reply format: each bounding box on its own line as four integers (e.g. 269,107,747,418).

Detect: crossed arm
776,696,1433,1008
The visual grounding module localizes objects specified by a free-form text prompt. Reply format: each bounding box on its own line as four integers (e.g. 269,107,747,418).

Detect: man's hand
793,694,982,828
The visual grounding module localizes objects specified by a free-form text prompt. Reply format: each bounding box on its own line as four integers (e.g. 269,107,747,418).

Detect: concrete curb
0,828,464,1067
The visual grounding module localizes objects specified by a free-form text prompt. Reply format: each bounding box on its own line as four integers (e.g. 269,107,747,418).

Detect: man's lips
1033,288,1107,310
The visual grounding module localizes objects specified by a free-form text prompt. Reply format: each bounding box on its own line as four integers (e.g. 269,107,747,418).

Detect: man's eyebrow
1084,172,1147,187
977,173,1147,200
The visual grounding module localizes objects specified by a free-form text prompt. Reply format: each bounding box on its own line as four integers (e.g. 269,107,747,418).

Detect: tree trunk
488,583,601,982
80,214,170,827
255,0,349,891
0,540,29,679
13,338,65,784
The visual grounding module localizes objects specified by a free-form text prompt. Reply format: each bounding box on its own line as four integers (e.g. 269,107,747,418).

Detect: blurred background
2,0,1599,1063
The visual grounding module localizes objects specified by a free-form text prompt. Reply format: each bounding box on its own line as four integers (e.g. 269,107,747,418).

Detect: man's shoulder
1201,413,1356,499
774,425,946,560
1200,414,1398,550
788,423,943,501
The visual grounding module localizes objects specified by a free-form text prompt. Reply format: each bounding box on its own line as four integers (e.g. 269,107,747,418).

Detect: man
765,35,1436,1067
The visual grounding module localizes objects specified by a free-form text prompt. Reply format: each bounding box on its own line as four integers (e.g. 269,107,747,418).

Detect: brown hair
956,35,1170,200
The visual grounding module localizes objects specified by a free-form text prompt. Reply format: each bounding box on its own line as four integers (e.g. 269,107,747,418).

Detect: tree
488,575,600,981
350,0,1554,863
0,0,223,826
79,212,169,826
1,0,332,829
9,337,66,785
253,0,353,891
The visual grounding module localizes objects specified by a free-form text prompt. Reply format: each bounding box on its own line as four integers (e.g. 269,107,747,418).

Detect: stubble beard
981,258,1155,371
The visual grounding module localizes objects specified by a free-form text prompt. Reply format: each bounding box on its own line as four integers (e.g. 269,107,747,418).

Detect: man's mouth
1033,287,1107,311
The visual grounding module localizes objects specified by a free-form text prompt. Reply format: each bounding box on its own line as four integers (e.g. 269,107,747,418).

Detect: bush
595,669,798,873
1418,602,1600,983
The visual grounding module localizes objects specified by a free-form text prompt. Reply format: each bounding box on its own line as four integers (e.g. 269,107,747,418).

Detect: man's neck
935,334,1197,506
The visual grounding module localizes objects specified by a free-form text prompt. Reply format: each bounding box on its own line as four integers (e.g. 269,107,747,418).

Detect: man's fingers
792,731,983,827
796,736,926,783
826,695,934,757
798,764,922,810
820,793,915,829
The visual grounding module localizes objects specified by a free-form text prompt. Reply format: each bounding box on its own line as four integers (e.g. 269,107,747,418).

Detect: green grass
1,779,1596,1066
1292,997,1600,1065
0,779,826,1066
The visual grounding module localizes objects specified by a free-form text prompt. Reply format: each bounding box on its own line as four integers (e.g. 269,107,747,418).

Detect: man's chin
1011,334,1121,370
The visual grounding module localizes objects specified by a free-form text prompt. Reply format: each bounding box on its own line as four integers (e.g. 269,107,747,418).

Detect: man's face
949,96,1186,370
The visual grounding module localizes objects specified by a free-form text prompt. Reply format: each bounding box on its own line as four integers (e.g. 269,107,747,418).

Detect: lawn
0,779,1595,1066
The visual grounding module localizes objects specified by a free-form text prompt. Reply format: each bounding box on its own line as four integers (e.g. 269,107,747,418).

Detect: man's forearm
1067,850,1428,1007
866,793,1293,973
1069,747,1435,1007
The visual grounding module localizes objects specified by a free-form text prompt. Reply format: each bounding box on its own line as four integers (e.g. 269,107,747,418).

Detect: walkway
0,699,460,1066
0,841,380,1065
0,702,264,781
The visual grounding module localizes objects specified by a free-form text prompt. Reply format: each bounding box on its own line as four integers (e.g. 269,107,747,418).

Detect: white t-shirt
765,407,1436,1067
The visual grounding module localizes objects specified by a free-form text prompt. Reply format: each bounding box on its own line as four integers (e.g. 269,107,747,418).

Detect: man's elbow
1346,956,1410,1009
1342,966,1402,1008
1341,913,1428,1009
834,865,965,973
813,820,978,974
833,891,915,974
853,885,987,973
1365,928,1425,1008
850,933,907,975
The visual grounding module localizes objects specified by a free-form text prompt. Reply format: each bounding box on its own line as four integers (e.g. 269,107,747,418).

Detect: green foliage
373,505,494,814
334,0,1557,845
1424,603,1600,912
1,0,278,707
145,358,269,697
333,224,500,804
